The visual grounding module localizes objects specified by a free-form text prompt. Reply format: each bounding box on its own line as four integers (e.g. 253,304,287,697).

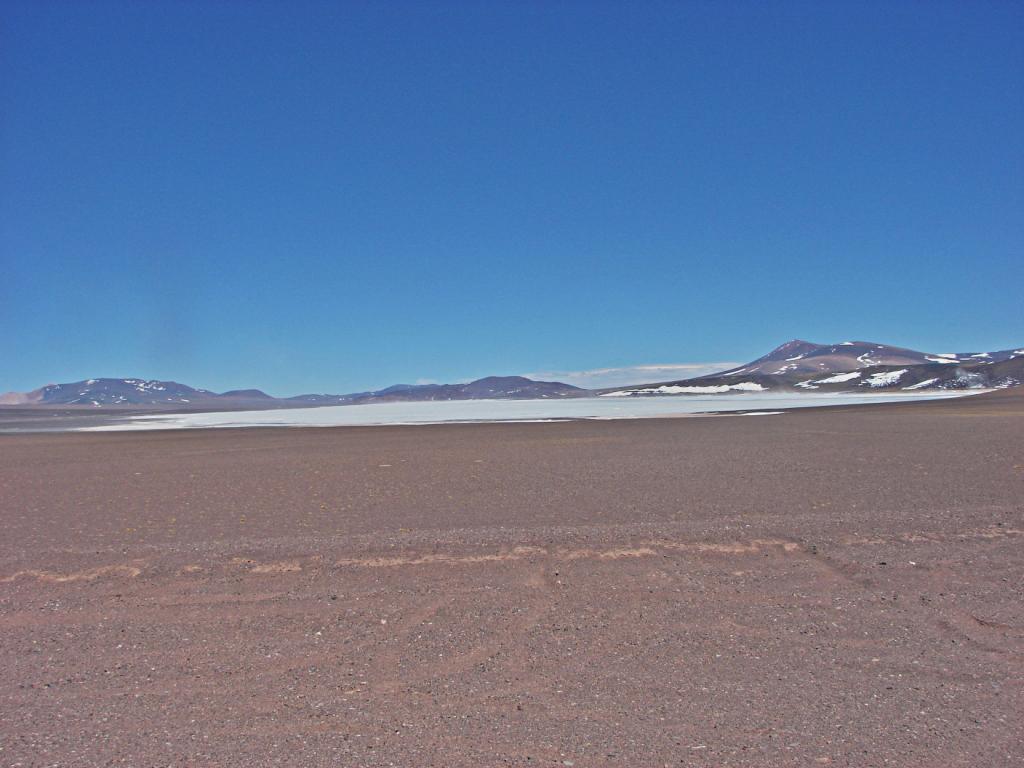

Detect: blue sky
2,1,1022,395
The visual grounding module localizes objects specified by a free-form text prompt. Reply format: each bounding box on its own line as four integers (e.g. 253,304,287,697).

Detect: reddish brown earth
1,391,1022,766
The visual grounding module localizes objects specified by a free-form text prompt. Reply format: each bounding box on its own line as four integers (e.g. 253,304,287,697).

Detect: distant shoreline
0,388,1002,434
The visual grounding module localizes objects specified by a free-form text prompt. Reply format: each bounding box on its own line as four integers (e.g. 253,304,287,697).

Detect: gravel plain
1,390,1022,766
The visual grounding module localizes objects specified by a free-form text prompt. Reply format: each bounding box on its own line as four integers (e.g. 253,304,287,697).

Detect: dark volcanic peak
713,339,1019,378
461,375,578,398
286,385,428,406
751,339,823,363
217,389,273,400
607,340,1024,396
375,384,419,395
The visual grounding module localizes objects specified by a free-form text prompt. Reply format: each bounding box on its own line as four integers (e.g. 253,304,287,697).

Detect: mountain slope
605,340,1024,396
713,339,1018,378
0,379,215,406
791,357,1024,392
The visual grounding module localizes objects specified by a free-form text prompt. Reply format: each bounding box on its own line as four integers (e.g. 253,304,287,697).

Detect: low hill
290,376,585,405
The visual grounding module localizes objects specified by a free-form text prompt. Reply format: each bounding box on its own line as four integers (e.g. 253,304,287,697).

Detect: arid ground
1,391,1022,766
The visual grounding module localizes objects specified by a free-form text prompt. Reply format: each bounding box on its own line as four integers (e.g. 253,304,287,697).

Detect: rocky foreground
1,390,1022,766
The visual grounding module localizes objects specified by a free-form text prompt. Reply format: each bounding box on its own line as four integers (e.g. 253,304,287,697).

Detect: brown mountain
290,376,585,405
603,340,1024,396
1,376,585,408
714,339,1017,378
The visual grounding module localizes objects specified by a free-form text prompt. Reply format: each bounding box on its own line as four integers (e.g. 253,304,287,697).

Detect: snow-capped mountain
715,340,1021,378
602,340,1024,396
0,379,222,406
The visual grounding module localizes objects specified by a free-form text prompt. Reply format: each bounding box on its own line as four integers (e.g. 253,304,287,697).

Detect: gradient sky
2,1,1022,395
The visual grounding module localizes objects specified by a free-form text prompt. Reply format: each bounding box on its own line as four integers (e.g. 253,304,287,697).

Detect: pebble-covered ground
1,390,1022,766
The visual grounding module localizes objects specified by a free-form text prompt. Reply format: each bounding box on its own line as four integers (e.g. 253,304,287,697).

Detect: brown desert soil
1,390,1022,766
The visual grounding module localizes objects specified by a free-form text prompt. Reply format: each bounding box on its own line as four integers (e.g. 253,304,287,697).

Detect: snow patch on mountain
903,378,939,390
816,371,862,384
795,370,862,390
602,382,767,396
864,369,908,387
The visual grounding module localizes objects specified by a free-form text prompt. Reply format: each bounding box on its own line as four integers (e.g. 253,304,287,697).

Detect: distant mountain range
0,375,585,408
292,376,585,406
602,340,1024,396
3,339,1021,408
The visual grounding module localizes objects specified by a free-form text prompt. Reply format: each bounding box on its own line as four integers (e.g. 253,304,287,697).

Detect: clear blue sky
2,1,1022,395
